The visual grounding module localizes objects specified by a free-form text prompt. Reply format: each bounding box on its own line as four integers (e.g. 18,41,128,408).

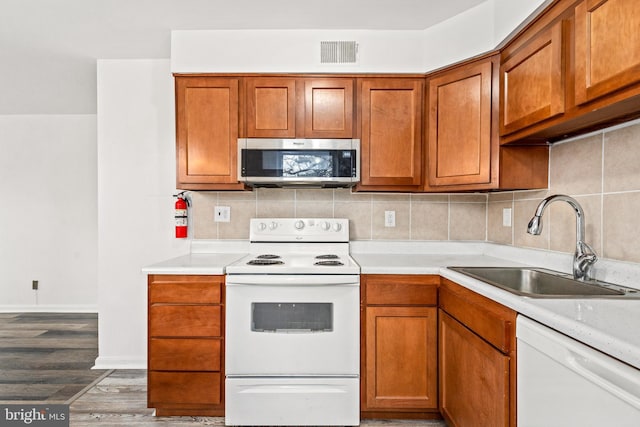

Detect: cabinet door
175,77,243,189
304,78,354,138
500,21,564,135
246,77,296,138
439,310,510,427
359,79,423,189
575,0,640,105
428,59,494,187
365,306,437,410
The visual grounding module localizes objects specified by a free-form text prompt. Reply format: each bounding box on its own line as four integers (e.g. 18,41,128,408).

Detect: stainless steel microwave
237,138,360,188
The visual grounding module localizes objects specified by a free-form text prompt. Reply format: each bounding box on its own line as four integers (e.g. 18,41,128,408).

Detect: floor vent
320,41,358,64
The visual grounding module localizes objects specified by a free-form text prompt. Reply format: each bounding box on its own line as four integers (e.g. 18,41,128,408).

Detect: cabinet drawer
148,372,221,405
149,275,222,304
364,275,438,306
149,338,221,371
439,279,516,353
149,306,221,337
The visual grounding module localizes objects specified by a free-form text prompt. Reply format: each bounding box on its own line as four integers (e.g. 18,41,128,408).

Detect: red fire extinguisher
174,192,189,238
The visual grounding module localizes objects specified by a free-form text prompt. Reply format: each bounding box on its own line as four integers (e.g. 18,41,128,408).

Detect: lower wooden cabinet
439,278,517,427
440,311,510,427
145,273,519,423
147,275,225,416
361,275,440,419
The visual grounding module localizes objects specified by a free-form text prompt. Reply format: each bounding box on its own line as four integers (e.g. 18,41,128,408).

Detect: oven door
225,274,359,376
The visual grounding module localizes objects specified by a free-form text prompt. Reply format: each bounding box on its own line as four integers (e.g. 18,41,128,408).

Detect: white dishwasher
517,315,640,426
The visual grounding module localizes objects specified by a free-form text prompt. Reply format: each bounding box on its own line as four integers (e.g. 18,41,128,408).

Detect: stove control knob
269,221,278,230
257,222,267,231
332,222,342,232
321,221,331,231
294,220,305,230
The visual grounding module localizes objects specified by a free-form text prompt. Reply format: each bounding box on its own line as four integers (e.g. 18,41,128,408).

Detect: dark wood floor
0,312,110,403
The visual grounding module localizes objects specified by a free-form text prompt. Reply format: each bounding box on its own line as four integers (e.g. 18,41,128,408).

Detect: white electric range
225,218,360,426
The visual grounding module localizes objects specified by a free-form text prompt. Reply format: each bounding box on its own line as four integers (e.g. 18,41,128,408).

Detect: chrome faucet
527,194,597,281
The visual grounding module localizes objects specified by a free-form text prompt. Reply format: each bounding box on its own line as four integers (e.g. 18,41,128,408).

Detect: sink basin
448,267,640,298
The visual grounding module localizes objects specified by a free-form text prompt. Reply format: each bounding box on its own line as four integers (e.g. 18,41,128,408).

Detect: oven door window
252,303,333,333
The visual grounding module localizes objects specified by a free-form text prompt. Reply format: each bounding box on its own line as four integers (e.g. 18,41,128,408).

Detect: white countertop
142,240,640,370
141,252,246,275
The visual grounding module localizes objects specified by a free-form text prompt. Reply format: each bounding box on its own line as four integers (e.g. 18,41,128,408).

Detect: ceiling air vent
320,41,358,64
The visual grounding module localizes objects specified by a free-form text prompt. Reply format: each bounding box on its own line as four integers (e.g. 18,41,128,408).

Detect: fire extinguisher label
175,217,187,226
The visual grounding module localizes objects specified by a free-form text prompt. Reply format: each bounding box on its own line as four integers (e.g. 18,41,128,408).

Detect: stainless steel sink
448,267,640,298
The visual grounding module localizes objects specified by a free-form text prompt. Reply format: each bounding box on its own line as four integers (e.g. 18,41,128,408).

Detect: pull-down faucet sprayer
527,194,597,281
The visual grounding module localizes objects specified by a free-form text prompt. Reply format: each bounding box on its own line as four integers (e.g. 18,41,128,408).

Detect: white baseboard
93,356,146,370
0,305,98,313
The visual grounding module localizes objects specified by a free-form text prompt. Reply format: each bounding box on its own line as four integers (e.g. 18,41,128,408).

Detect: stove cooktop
227,252,359,275
226,218,360,275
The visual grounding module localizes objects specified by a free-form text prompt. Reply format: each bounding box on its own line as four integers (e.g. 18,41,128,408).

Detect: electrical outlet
214,206,231,222
32,280,38,290
503,208,512,227
384,210,396,227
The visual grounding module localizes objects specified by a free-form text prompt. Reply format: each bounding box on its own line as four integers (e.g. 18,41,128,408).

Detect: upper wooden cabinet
426,55,549,192
245,77,296,138
500,0,640,143
304,79,354,138
245,77,354,138
574,0,640,105
358,78,424,191
427,58,495,188
500,20,565,136
175,76,245,190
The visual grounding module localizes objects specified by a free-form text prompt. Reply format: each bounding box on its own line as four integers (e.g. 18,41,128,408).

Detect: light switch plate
503,208,512,227
215,206,231,222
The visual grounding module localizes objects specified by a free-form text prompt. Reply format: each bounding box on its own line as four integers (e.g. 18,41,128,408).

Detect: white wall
421,1,494,71
95,59,189,368
171,1,552,75
171,29,426,73
492,0,551,46
0,115,98,311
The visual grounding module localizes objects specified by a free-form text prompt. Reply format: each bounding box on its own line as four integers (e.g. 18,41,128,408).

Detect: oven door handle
226,274,360,286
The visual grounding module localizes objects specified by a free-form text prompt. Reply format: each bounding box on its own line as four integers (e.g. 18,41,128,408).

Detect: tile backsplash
191,119,640,265
191,190,487,242
488,119,640,264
